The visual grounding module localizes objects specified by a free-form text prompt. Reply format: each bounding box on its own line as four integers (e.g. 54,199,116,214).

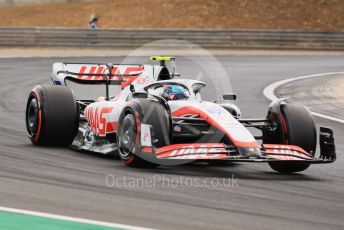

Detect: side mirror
130,84,135,93
223,94,236,100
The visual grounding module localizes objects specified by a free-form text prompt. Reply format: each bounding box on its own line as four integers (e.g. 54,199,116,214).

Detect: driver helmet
162,85,188,101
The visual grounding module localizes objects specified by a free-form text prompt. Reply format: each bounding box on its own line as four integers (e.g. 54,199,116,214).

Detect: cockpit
144,80,206,102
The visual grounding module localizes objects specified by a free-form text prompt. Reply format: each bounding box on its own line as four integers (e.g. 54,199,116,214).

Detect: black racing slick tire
264,103,316,173
117,100,171,167
25,85,79,146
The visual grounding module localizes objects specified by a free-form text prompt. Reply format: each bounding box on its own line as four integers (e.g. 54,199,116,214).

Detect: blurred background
0,0,343,30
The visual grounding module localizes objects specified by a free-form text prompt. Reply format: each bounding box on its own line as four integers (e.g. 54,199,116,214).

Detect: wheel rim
26,97,38,137
119,114,136,160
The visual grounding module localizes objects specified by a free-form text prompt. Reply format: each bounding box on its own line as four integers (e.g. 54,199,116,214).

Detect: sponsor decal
76,65,145,89
140,124,152,147
85,106,117,136
173,125,181,132
264,144,313,160
157,144,228,159
133,76,150,85
78,65,87,79
205,106,227,115
54,80,61,85
77,65,144,81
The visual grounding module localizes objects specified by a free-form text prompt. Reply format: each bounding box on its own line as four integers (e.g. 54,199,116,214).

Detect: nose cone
170,101,258,148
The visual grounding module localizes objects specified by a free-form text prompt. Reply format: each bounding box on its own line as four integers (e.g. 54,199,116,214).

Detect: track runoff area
263,71,344,124
0,206,154,230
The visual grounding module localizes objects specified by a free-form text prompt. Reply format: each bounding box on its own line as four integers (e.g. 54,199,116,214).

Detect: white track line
263,71,344,124
0,206,155,230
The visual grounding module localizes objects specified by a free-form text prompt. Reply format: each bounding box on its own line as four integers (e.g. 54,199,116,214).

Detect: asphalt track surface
0,55,344,230
275,73,344,120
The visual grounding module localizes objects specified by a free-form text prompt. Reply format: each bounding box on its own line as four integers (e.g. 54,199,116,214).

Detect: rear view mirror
130,84,135,93
223,94,237,100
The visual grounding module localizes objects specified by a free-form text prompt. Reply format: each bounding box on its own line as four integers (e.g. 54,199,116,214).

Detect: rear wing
51,63,144,85
50,60,175,101
51,63,145,101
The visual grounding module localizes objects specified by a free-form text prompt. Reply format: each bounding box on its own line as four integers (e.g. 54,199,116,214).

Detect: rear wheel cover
26,96,39,138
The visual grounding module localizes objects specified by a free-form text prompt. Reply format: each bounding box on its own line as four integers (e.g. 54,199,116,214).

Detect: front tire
25,85,79,146
117,100,171,167
264,103,316,173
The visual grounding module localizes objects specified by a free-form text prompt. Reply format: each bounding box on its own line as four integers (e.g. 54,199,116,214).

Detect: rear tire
117,100,171,167
25,85,79,146
264,103,316,173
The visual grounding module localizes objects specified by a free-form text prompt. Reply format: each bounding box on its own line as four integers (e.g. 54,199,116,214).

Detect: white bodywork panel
168,100,257,147
51,62,255,147
84,100,126,136
141,124,152,147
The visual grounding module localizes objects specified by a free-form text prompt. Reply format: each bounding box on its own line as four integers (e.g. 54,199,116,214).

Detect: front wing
134,126,336,165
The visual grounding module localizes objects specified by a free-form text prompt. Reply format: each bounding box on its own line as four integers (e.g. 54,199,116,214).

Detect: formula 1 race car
25,56,336,173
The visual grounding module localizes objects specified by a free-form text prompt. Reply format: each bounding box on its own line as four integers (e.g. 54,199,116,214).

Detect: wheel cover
26,97,38,137
118,114,136,160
